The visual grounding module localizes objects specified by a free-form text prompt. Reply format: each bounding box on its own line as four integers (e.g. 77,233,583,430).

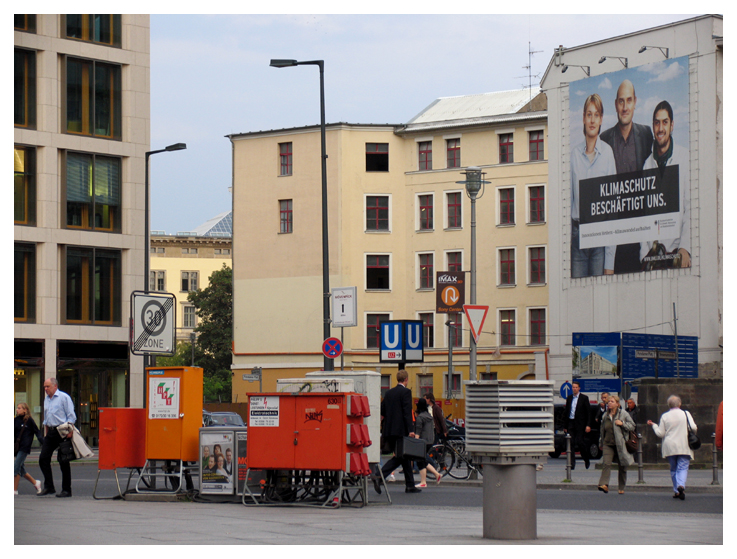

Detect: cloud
598,77,612,90
636,59,686,83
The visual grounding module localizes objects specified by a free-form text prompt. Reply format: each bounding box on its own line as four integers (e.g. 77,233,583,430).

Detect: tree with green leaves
182,264,233,402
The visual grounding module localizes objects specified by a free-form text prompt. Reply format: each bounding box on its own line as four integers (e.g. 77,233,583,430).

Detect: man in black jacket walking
373,370,420,493
564,380,592,469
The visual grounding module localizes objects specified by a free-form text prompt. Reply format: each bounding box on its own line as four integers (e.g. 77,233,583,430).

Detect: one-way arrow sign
463,304,489,344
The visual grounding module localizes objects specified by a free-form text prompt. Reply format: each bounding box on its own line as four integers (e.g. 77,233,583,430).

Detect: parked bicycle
429,435,482,480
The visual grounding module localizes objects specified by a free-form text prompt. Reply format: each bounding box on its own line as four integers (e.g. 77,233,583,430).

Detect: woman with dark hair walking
14,403,43,495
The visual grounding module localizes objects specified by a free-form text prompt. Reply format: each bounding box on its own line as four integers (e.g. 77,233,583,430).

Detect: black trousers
567,420,591,468
380,436,416,488
39,428,72,492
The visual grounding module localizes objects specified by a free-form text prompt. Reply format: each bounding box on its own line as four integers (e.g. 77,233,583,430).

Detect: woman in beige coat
597,395,635,494
647,395,697,500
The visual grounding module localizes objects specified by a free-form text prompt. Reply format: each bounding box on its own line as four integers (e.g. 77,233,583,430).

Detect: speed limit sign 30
130,291,177,355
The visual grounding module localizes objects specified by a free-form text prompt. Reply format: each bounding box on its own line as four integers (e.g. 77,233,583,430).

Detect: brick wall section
637,378,723,465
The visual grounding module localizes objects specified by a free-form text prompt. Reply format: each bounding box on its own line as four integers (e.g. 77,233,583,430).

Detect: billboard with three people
569,56,691,277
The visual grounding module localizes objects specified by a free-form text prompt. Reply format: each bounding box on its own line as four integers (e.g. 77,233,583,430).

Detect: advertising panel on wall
568,56,691,277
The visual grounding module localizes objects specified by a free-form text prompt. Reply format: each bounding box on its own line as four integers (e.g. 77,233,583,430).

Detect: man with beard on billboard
600,79,654,274
639,100,691,269
571,93,617,277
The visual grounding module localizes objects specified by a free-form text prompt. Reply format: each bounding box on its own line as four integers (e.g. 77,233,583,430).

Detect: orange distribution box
247,393,370,472
98,408,146,470
145,367,203,462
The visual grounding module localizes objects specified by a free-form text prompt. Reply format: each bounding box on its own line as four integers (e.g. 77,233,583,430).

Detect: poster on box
568,56,691,277
200,431,234,494
148,378,179,419
249,395,279,427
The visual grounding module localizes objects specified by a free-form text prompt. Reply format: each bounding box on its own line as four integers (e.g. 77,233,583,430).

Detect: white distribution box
276,377,355,394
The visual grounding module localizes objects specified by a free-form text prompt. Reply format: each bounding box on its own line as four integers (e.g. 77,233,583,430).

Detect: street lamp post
457,167,489,381
270,59,332,371
143,142,186,378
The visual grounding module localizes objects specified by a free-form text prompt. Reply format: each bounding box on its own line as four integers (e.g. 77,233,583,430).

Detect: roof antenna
516,42,542,110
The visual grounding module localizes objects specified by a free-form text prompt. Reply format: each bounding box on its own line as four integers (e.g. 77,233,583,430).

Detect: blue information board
575,378,625,394
379,320,424,363
621,333,698,379
572,332,621,347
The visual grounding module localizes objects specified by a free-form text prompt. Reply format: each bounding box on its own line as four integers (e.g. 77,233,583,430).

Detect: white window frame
183,304,197,329
527,244,547,286
496,185,516,227
181,270,199,292
416,251,435,291
416,192,434,232
497,307,517,347
417,311,435,349
444,249,464,272
444,135,462,169
415,136,433,171
364,311,393,349
525,126,545,162
365,253,392,292
445,311,464,348
444,189,464,230
526,183,546,225
497,246,516,287
364,193,392,233
527,306,547,346
443,371,463,399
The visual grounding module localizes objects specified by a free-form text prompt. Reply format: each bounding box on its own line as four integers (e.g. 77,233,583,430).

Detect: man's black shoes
677,486,685,500
370,467,382,495
405,487,422,493
37,488,55,496
584,459,591,469
56,491,72,498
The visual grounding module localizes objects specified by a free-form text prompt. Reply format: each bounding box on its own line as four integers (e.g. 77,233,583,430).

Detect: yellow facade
229,92,550,416
149,234,232,342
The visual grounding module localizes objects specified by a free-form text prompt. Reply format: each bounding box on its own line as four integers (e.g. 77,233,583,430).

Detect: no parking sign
322,337,343,359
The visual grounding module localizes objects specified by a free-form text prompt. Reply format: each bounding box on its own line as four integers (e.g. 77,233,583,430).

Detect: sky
148,12,701,235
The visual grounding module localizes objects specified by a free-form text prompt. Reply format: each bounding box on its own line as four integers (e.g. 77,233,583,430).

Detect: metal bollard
711,433,720,485
564,434,572,482
636,433,645,484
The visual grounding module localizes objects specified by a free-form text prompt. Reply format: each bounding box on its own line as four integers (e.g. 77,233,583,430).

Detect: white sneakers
386,474,396,482
35,480,42,494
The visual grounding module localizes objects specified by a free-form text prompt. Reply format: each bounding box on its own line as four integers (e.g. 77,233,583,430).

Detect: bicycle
429,437,482,481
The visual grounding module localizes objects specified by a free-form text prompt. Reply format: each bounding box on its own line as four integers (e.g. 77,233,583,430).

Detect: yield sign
463,304,489,344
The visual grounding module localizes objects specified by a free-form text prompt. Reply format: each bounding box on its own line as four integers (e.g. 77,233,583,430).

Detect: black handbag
396,436,426,459
684,410,701,450
57,437,76,463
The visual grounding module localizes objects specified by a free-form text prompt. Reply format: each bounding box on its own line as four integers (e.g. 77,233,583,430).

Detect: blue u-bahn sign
379,320,424,363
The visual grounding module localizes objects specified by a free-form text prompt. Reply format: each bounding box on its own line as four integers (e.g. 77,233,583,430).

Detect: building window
499,249,515,285
63,15,121,47
447,251,462,273
500,310,516,346
64,57,121,139
529,185,545,223
418,374,434,397
64,247,121,325
380,375,391,398
419,313,434,348
447,138,461,168
446,192,462,228
181,247,198,255
366,196,389,231
444,373,463,396
64,152,121,232
181,271,198,292
14,146,36,226
183,305,196,329
15,49,36,129
448,311,463,348
529,247,546,284
366,255,390,290
366,143,389,172
530,308,546,345
499,187,515,225
529,130,544,161
149,271,165,292
280,199,293,233
499,133,514,163
279,142,292,176
418,141,432,171
150,247,164,254
14,243,36,323
367,313,390,348
15,15,36,32
419,253,434,289
214,248,231,255
418,194,433,230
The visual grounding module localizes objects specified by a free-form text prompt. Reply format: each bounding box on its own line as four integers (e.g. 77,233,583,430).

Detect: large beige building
229,89,549,416
14,15,149,444
149,211,233,343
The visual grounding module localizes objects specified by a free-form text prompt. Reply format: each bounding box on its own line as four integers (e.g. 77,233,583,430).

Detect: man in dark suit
564,380,591,469
593,392,610,428
373,370,420,493
600,79,653,274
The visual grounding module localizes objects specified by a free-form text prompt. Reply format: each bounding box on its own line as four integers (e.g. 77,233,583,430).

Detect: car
202,410,245,427
549,403,602,460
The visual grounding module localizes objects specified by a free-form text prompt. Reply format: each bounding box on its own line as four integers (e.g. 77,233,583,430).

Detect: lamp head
462,166,483,198
638,46,647,53
165,143,187,151
270,59,298,68
598,56,606,64
562,65,568,73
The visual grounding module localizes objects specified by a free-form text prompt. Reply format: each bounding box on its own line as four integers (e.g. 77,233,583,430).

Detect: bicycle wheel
446,449,472,480
434,444,454,477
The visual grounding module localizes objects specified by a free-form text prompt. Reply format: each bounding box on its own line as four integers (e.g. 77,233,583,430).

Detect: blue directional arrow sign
560,381,573,399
